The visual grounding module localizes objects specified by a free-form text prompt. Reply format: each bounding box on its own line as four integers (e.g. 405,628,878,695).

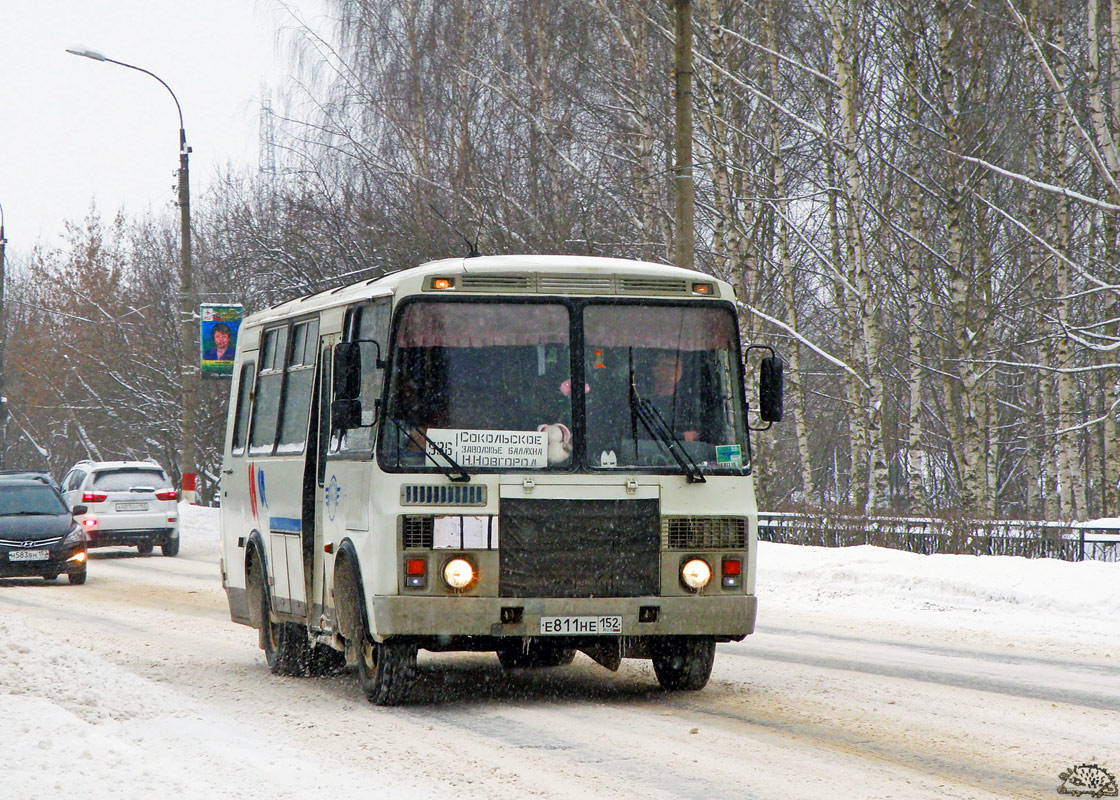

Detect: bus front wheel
651,636,716,691
357,636,417,706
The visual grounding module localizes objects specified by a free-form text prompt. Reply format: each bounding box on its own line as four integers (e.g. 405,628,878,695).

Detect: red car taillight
82,492,107,503
155,490,177,501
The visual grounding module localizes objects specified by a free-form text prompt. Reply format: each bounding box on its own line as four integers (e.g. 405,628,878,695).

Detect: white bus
219,255,782,704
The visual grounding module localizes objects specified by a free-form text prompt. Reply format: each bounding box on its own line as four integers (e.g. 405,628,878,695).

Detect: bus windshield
376,298,749,475
583,303,750,473
378,301,573,471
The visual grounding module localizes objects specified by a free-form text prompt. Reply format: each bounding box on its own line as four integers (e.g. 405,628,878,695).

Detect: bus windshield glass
378,301,573,471
583,303,750,473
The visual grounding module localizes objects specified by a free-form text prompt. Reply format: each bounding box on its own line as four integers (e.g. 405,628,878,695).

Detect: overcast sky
0,0,324,258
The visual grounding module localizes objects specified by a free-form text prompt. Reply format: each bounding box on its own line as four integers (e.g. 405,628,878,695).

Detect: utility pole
0,202,7,467
673,0,695,271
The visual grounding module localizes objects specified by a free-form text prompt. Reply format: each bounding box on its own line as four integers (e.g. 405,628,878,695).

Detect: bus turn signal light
405,558,427,589
722,557,742,588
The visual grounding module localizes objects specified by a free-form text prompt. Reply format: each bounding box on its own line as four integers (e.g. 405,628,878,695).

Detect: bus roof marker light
432,277,455,290
692,282,713,295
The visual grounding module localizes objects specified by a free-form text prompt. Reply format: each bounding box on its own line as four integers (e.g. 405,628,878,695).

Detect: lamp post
0,201,7,467
66,48,199,502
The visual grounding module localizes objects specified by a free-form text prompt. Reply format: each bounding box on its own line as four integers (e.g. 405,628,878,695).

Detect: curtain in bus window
395,302,568,347
583,305,737,350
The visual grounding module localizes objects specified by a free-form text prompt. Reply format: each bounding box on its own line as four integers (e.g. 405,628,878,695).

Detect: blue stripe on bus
269,516,302,534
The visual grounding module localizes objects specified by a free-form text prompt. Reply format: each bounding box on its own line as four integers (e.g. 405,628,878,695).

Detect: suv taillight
82,492,108,503
155,490,177,501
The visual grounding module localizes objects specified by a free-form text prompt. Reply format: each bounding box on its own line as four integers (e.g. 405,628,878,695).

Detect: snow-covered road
1,505,1116,799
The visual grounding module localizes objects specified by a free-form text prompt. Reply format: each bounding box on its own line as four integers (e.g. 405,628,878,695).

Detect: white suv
61,461,180,556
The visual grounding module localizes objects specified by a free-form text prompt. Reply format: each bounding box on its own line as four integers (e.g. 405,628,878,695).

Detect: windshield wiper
628,351,705,483
386,417,470,483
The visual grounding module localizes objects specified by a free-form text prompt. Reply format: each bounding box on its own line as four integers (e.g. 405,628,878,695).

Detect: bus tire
496,640,576,669
357,636,417,706
248,548,311,676
651,636,716,691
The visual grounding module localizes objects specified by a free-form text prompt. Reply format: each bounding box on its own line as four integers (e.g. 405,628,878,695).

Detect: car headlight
442,558,476,590
63,527,87,546
680,558,712,591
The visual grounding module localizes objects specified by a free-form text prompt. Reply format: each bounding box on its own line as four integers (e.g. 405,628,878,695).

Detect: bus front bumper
369,594,756,640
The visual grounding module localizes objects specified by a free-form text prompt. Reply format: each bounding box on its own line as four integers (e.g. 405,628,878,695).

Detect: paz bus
218,255,782,705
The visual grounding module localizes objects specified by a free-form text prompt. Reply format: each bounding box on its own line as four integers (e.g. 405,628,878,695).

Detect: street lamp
66,47,199,502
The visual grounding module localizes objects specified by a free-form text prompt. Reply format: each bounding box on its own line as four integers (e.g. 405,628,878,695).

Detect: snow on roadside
757,540,1120,649
2,504,1117,798
0,504,442,800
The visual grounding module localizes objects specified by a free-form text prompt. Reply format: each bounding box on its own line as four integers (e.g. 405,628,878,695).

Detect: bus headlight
442,558,476,590
680,558,712,592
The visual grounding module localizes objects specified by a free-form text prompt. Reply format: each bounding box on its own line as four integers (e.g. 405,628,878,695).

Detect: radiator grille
401,516,434,549
500,498,660,597
401,484,487,506
662,516,747,549
0,536,63,547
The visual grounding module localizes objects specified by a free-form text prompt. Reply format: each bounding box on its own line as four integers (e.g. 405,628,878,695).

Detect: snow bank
757,540,1120,644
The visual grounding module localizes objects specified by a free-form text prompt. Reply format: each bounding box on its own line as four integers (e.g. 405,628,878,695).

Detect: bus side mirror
331,399,362,430
332,342,362,429
759,355,784,423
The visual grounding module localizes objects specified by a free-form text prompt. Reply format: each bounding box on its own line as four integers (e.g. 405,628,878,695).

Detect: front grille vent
662,516,747,549
401,484,487,506
537,274,616,294
460,274,533,291
0,536,64,548
401,516,434,549
618,277,689,295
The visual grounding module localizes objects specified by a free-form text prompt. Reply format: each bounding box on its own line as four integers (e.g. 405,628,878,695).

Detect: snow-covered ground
1,504,1117,799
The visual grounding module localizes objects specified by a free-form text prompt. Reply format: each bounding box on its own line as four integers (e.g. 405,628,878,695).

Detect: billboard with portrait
200,304,244,378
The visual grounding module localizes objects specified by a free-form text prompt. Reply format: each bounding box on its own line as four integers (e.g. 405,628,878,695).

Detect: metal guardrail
757,510,1120,563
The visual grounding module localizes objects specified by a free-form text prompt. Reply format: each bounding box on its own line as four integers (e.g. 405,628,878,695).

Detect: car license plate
9,549,49,562
116,502,148,511
540,615,623,635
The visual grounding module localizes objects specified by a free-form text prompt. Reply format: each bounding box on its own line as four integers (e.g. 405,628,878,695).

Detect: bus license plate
116,502,148,511
9,549,49,561
540,615,622,635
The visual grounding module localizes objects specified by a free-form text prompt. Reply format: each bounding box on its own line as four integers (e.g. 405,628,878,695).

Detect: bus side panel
220,352,257,626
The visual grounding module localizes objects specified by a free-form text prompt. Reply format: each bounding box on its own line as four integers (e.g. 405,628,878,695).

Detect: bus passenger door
307,337,339,629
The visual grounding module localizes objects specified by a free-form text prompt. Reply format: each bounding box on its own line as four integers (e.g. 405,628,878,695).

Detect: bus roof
242,255,735,328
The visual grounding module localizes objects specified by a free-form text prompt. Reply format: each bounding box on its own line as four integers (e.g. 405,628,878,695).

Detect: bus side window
276,318,319,453
249,326,288,455
336,299,391,454
231,361,256,456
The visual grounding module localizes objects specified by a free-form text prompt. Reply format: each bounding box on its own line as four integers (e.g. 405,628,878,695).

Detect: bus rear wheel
249,553,311,676
357,636,416,706
651,636,716,691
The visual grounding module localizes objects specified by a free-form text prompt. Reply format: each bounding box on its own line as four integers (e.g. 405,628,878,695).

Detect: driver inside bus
640,350,700,442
